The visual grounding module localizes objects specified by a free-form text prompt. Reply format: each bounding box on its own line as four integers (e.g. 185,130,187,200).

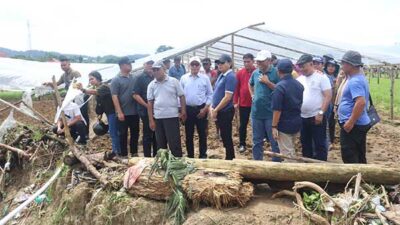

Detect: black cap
296,54,313,65
277,59,293,74
218,54,232,63
118,56,134,65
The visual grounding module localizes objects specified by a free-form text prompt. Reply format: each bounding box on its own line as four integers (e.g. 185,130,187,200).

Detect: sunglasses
202,62,210,66
190,63,200,67
217,61,226,65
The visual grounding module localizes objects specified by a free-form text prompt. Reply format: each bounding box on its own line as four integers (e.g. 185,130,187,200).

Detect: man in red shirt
234,53,256,153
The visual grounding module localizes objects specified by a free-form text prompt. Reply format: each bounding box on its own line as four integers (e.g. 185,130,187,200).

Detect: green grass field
0,90,23,101
368,77,399,117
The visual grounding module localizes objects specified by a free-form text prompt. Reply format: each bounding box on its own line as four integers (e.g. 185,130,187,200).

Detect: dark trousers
339,124,369,164
301,116,328,161
140,115,157,157
217,108,235,160
239,106,251,146
185,105,208,158
155,117,182,157
328,111,336,144
118,115,139,156
80,94,90,134
52,121,87,144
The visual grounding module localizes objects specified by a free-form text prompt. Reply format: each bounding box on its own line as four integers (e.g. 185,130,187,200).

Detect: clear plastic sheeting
0,110,17,142
18,90,38,119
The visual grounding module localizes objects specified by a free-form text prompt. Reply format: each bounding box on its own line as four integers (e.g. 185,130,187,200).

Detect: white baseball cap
189,56,201,65
254,50,272,61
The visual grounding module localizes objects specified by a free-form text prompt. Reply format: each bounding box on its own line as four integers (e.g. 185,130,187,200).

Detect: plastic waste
0,110,17,142
34,194,49,204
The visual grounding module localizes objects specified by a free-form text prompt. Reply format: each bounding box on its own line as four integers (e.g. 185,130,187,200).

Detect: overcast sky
1,0,399,57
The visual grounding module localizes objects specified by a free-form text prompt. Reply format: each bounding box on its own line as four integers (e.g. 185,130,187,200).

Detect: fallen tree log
265,151,326,163
127,158,400,185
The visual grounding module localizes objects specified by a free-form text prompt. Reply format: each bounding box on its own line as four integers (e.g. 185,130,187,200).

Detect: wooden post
231,35,235,70
390,69,395,120
51,76,108,186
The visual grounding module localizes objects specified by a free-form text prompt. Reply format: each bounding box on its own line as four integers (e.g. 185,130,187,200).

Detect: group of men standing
51,48,372,165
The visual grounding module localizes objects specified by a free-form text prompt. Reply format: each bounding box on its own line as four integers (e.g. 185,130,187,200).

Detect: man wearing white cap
249,50,281,161
180,57,213,158
147,61,186,157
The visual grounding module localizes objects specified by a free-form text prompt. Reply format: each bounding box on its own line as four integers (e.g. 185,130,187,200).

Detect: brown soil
1,99,400,225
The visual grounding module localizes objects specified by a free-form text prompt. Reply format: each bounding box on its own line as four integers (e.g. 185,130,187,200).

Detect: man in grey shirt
111,56,139,157
147,61,186,157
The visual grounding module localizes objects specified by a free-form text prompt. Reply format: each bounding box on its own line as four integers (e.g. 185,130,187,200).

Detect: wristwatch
318,110,324,115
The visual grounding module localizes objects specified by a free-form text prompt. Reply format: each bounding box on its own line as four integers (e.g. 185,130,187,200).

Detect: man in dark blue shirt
271,59,304,162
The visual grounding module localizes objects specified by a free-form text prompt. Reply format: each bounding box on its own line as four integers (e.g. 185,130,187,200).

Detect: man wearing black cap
271,59,304,161
111,56,140,157
338,50,370,164
296,54,332,161
169,56,186,80
133,60,157,157
211,54,237,160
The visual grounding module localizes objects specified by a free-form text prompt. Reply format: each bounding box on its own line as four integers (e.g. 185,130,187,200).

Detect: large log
127,158,400,185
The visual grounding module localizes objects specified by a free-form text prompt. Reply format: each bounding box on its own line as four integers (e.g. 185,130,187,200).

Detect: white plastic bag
0,110,17,142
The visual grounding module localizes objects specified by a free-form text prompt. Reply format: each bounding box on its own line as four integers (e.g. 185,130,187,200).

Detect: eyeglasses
190,63,200,67
217,61,226,65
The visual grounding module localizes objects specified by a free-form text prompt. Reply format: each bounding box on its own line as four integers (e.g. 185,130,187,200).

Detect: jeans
251,118,280,161
140,115,157,157
216,108,235,160
107,113,120,155
155,117,182,157
339,123,369,164
118,115,139,156
185,105,208,158
239,107,251,147
301,116,328,161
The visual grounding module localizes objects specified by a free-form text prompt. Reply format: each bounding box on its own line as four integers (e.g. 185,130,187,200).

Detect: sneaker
239,145,246,153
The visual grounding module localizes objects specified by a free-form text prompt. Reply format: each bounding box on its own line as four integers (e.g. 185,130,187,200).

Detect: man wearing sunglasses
211,54,237,160
147,61,186,157
180,57,213,158
296,54,332,161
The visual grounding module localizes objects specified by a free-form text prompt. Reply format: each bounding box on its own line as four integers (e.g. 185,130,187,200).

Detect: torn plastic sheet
0,110,17,142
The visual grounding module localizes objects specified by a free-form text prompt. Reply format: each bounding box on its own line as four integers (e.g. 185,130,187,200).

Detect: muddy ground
0,99,399,225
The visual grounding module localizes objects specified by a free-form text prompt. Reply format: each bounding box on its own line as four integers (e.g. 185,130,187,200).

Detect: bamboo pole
51,76,108,186
0,143,31,159
127,158,400,184
0,98,42,123
22,101,52,126
0,100,22,113
390,69,395,120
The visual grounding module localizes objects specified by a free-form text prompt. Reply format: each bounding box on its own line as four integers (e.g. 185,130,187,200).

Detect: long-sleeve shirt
233,66,255,107
180,73,213,106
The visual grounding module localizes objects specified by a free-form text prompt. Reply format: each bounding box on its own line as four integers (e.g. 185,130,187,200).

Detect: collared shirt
249,66,280,120
110,72,138,116
338,74,370,125
57,69,81,90
180,72,213,106
147,75,184,119
133,71,154,117
63,102,87,125
271,74,304,134
168,64,186,80
296,71,331,118
212,69,237,111
234,66,256,107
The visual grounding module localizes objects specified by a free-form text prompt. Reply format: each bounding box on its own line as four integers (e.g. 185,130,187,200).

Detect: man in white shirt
53,101,87,145
180,56,213,158
296,54,332,161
